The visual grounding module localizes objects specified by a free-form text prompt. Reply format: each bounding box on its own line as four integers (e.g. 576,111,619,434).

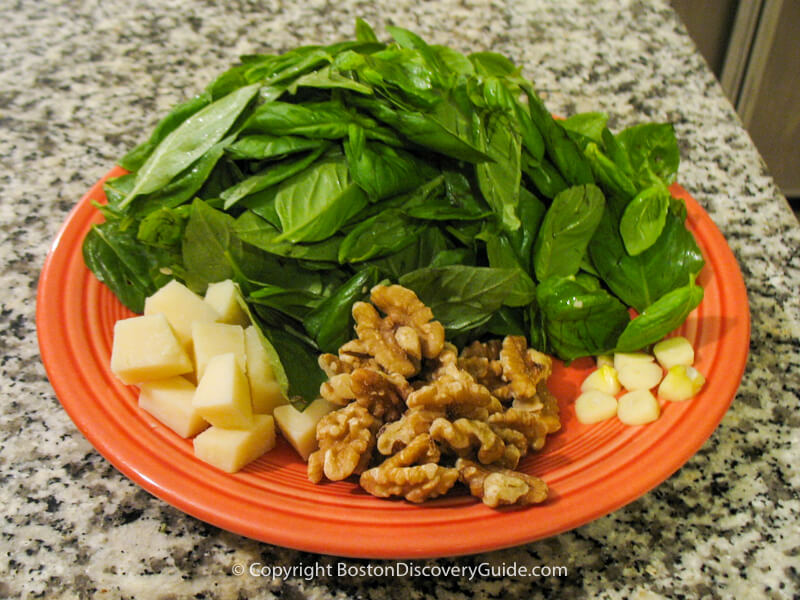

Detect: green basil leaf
304,267,380,353
121,83,261,207
273,155,369,243
589,199,704,313
338,209,424,263
475,110,522,231
615,283,704,352
399,266,521,333
620,184,670,256
234,211,342,262
537,276,630,361
225,134,325,161
533,184,606,281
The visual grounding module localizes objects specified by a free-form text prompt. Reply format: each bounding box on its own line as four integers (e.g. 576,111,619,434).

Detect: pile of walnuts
307,284,560,507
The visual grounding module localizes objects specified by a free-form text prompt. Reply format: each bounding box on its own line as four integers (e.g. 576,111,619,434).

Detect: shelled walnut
307,284,560,508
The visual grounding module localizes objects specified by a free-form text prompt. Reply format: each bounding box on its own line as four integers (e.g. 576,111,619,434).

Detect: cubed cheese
144,279,220,348
204,280,249,327
192,321,246,381
193,415,276,473
245,326,287,414
192,353,253,429
138,376,209,438
273,399,336,461
110,314,193,385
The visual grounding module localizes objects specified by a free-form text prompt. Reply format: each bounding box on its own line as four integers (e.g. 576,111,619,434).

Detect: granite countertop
2,0,798,598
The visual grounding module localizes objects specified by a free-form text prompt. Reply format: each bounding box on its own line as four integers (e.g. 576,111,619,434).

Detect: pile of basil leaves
83,19,704,408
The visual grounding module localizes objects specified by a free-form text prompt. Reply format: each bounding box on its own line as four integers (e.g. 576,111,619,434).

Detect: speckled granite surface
2,0,799,598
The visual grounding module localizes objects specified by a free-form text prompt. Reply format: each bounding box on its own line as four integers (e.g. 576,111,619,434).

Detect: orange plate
36,168,750,558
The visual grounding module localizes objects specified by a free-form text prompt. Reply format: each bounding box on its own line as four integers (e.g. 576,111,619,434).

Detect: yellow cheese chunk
144,279,220,349
245,326,287,414
273,399,335,461
138,376,209,438
192,353,253,429
192,321,247,381
110,314,193,385
193,415,276,473
204,280,250,327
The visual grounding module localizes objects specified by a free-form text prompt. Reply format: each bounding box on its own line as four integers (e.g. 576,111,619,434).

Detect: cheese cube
144,279,220,348
245,326,287,414
193,415,276,473
617,390,660,425
192,321,246,381
138,376,209,438
110,314,193,384
204,280,249,327
273,399,336,461
192,353,253,429
653,336,695,370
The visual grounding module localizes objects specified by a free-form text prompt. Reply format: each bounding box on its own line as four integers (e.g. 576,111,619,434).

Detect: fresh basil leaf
482,233,537,307
399,266,521,333
351,95,491,163
584,142,638,200
537,276,630,361
262,327,326,409
82,220,177,313
533,184,606,281
521,152,568,200
137,206,187,249
620,184,671,256
524,83,594,186
119,93,212,172
355,17,379,43
615,283,704,352
589,199,704,313
273,155,369,243
234,211,342,262
506,187,545,272
221,142,331,209
561,112,608,146
616,123,680,186
476,110,522,231
121,83,261,207
344,125,436,201
247,284,322,321
304,267,380,353
338,209,424,263
225,134,325,161
366,225,451,279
